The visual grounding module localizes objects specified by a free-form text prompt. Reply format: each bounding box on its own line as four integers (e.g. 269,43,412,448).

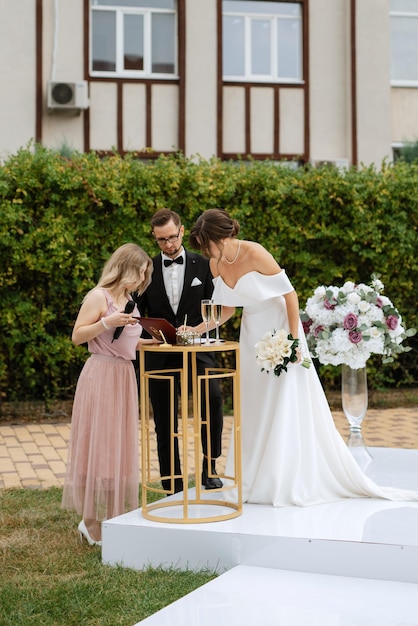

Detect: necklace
222,240,241,265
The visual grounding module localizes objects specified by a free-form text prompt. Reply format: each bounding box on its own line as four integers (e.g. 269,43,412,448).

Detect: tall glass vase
341,364,373,470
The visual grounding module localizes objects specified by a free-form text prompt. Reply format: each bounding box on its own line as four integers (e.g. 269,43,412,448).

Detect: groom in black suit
136,209,227,494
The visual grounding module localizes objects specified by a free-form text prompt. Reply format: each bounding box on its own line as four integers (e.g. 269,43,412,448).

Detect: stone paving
0,408,417,490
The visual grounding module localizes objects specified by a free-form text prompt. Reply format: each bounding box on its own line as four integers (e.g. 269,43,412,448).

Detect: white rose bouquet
301,274,416,370
255,329,311,378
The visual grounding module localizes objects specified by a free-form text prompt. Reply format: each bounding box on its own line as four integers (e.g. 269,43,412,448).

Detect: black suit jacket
137,249,216,368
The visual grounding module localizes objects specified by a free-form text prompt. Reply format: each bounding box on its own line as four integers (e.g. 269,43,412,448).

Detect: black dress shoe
202,460,223,489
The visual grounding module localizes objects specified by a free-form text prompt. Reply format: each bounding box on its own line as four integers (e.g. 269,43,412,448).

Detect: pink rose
376,297,383,308
313,324,324,338
324,298,336,310
302,319,312,335
348,330,363,344
386,315,399,330
343,312,358,330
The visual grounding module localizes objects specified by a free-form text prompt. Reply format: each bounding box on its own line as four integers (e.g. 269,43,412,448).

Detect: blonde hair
88,243,153,301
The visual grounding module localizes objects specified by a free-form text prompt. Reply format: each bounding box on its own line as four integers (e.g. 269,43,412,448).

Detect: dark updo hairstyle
189,209,240,258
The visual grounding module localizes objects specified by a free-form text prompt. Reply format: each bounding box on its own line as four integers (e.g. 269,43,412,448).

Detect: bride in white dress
189,209,418,506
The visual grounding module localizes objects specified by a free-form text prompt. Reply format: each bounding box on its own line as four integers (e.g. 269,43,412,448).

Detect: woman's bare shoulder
245,241,267,255
81,287,107,310
245,241,281,272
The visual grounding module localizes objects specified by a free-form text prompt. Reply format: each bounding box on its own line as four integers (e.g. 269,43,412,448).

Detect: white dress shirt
161,250,186,314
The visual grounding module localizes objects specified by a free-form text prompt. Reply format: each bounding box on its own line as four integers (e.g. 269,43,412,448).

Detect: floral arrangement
301,275,416,369
255,329,311,378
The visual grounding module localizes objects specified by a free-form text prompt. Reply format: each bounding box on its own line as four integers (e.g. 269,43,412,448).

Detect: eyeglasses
153,229,181,246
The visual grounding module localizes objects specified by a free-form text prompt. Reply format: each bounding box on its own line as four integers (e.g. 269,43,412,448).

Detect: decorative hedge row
0,146,417,406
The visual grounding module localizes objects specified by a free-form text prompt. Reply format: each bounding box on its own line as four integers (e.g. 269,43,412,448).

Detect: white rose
347,292,361,305
372,278,384,292
357,300,370,313
314,286,326,298
342,281,355,293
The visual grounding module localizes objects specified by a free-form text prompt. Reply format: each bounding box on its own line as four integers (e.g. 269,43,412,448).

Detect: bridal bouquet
255,329,311,378
301,274,415,370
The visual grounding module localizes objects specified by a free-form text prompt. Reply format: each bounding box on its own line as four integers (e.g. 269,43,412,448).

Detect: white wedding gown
213,270,418,506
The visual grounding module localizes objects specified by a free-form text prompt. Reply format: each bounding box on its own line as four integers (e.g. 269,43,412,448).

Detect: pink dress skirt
62,290,141,521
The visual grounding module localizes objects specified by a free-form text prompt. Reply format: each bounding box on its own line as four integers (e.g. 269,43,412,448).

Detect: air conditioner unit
47,81,89,110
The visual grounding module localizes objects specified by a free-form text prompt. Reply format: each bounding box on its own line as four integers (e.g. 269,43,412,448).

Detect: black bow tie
164,256,184,267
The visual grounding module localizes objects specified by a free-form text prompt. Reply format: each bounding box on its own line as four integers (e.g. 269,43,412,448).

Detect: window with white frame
91,0,177,77
390,0,418,85
222,1,303,83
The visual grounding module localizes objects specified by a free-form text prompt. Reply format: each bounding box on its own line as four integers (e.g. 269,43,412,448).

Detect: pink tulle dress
61,289,142,522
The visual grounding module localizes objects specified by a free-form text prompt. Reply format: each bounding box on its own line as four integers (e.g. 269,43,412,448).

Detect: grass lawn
1,388,417,624
0,487,216,626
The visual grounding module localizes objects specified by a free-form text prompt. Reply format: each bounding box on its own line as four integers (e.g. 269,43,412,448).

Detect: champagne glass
201,299,213,342
211,303,223,343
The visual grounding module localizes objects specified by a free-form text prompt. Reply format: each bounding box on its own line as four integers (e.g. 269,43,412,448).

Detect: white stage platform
102,447,418,625
134,565,418,626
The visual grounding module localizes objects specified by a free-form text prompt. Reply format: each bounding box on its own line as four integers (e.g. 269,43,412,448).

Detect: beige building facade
0,0,417,166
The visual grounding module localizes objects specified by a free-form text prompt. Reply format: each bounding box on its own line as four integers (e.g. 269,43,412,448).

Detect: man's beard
165,245,182,258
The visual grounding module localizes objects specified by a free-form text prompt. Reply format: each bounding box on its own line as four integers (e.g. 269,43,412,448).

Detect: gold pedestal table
139,341,241,523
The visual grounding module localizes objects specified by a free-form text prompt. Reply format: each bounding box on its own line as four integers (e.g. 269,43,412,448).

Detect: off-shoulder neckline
214,270,284,291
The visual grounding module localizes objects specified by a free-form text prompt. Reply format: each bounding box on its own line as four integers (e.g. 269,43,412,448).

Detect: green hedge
0,146,417,405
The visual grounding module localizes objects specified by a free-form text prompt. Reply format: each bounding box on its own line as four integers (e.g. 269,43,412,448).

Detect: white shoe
78,520,102,547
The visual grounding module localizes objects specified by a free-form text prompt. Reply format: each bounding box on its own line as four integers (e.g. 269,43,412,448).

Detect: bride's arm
283,290,300,339
251,243,301,342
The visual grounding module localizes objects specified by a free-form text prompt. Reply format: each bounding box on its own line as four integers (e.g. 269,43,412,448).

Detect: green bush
0,146,416,406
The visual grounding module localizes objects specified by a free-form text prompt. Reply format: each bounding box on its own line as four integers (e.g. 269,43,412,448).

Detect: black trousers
149,357,223,493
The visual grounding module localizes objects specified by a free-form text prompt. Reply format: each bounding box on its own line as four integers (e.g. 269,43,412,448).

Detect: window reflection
391,15,418,81
223,16,245,76
222,1,302,82
152,13,175,74
251,19,271,75
93,0,175,7
277,18,302,79
91,1,176,76
124,14,144,70
92,11,116,72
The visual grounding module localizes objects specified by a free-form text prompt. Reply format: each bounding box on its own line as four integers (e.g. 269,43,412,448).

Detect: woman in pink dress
62,243,155,546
